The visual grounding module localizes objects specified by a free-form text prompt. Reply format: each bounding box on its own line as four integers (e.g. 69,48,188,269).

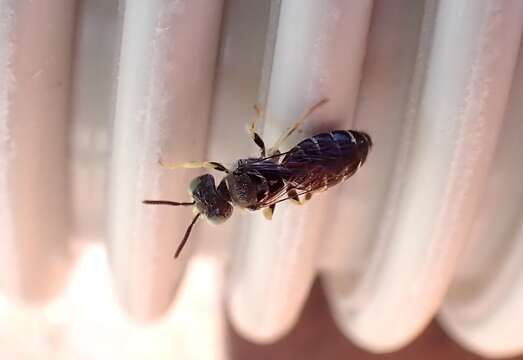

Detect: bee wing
249,143,354,208
257,165,329,207
258,185,319,207
246,161,296,177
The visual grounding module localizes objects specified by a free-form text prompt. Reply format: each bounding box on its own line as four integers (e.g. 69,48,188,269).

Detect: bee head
143,173,233,258
189,174,233,224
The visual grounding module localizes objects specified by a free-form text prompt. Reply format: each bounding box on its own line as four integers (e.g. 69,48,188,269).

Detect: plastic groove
198,0,276,259
0,1,522,357
0,0,75,303
322,0,523,352
321,0,436,348
440,10,523,356
320,0,429,273
70,0,121,242
107,0,224,321
227,0,374,343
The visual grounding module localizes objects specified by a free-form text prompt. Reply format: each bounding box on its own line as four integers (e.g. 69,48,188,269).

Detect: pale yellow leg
263,205,275,220
289,196,302,205
289,191,314,206
267,98,329,156
246,104,263,139
246,104,266,156
158,159,229,173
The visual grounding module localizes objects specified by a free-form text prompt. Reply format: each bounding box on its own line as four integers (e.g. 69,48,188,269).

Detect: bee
143,99,372,258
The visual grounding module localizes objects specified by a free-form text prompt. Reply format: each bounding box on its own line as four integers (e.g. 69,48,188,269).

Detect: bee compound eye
189,174,215,194
206,201,233,225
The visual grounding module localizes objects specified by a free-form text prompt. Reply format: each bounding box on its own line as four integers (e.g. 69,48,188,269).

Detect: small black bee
143,99,372,258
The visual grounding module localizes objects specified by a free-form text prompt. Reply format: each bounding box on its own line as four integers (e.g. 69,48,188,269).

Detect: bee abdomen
282,130,371,192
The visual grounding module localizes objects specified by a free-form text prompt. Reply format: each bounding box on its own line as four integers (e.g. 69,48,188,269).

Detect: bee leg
263,204,275,220
247,104,266,157
288,189,304,205
268,98,329,156
158,159,229,173
288,190,314,205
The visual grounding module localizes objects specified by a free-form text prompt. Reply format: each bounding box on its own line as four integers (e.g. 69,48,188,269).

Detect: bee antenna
174,213,201,258
142,200,195,206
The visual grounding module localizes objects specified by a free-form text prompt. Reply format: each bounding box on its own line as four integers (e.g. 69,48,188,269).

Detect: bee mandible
143,99,372,258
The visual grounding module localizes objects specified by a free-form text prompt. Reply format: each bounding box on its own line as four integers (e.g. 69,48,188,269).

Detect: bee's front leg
158,159,229,173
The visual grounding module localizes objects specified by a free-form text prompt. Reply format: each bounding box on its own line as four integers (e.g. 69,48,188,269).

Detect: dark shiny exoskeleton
282,130,372,195
222,130,372,211
143,100,372,258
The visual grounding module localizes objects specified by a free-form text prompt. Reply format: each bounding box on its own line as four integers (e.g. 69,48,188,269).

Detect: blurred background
1,0,523,359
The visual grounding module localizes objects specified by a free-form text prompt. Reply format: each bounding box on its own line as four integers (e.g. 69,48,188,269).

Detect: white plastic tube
198,0,276,259
0,0,75,303
320,0,429,273
107,0,224,321
322,0,434,346
322,0,523,352
70,0,121,241
227,0,373,342
3,1,523,358
440,25,523,358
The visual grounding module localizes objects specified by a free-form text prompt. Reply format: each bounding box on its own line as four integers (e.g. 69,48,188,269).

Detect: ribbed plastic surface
0,0,522,358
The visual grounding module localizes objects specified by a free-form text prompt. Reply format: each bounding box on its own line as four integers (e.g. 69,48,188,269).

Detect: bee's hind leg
288,190,304,205
288,190,313,205
267,98,329,156
263,204,276,220
262,191,312,220
247,104,266,157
